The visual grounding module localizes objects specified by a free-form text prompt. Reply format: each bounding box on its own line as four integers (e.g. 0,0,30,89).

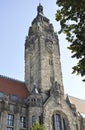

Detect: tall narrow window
56,114,61,130
62,118,66,130
49,56,54,84
52,115,55,130
7,114,14,130
20,116,26,128
7,114,14,126
32,115,36,125
76,124,78,130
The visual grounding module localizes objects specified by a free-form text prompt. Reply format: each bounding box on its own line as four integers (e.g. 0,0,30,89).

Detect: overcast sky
0,0,85,99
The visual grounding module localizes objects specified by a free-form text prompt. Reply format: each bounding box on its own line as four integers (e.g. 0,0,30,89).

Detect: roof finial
37,3,43,15
39,2,41,6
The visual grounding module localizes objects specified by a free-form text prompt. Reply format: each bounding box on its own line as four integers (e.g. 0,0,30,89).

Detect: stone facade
0,3,85,130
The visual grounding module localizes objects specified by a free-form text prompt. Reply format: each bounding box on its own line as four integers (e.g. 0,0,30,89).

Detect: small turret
26,85,43,128
26,85,42,107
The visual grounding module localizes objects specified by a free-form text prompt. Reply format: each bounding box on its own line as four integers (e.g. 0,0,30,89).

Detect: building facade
0,4,85,130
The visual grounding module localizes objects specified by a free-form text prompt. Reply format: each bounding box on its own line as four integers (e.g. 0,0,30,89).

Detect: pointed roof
31,85,39,95
0,75,29,100
32,4,49,25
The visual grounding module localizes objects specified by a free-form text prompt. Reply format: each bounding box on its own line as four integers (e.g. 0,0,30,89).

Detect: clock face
47,41,53,53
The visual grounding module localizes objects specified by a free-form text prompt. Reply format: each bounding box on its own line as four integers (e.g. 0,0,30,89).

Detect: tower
25,4,64,95
25,5,65,129
0,3,83,130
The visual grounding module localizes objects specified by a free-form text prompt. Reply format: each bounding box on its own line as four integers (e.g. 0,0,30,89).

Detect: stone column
0,111,7,130
14,113,20,130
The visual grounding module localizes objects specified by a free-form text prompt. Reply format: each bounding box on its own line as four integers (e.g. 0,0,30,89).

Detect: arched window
52,113,67,130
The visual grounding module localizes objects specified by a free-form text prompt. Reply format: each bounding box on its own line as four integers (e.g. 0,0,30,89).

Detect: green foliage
30,121,44,130
56,0,85,80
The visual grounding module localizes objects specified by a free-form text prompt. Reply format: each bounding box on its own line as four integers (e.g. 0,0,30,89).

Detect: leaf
56,0,85,81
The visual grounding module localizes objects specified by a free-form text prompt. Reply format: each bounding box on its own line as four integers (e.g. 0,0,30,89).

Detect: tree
30,121,44,130
56,0,85,81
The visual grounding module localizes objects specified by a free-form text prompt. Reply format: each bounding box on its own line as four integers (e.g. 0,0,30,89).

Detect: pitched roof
0,75,29,100
68,95,85,115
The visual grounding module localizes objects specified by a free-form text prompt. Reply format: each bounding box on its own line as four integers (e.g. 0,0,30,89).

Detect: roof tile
68,95,85,114
0,75,29,100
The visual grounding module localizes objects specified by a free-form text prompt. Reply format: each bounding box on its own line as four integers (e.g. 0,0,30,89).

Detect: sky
0,0,85,100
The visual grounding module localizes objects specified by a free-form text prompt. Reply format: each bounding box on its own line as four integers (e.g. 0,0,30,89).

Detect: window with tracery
52,113,67,130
